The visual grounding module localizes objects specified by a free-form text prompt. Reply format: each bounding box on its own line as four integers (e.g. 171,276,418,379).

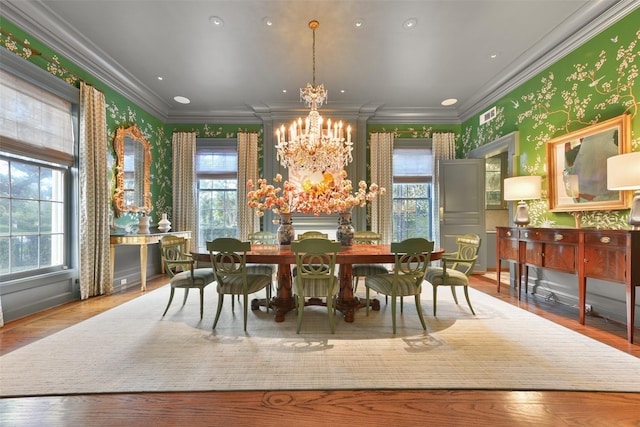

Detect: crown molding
2,0,171,120
458,0,639,122
3,0,637,125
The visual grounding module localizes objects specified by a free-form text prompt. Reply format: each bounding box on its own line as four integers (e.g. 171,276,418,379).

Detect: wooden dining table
193,244,443,323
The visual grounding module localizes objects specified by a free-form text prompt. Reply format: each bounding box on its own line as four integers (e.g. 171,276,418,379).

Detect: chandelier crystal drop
275,20,353,172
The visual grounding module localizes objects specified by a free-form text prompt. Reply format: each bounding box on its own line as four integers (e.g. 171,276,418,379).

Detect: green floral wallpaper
460,8,640,229
3,8,639,231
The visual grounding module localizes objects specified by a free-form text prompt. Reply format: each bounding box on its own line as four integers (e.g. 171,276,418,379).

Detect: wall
459,9,640,324
460,8,640,230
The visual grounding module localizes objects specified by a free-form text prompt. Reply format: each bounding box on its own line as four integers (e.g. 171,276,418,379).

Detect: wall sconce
504,175,542,227
607,151,640,230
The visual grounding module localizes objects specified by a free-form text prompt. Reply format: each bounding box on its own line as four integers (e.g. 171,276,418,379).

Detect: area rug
1,284,639,397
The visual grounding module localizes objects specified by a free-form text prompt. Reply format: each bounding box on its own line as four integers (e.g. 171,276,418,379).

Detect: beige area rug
1,284,639,397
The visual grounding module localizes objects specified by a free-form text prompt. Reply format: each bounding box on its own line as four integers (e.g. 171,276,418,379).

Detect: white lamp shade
503,175,542,201
607,152,640,190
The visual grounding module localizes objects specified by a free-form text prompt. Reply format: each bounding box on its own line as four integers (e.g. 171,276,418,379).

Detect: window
392,143,433,241
0,68,75,280
485,152,508,209
0,157,67,276
196,140,237,250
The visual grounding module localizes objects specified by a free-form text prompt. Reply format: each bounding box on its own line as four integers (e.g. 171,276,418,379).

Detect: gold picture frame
546,114,631,212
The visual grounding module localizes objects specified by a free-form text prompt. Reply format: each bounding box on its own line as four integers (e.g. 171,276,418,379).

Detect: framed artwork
546,114,631,212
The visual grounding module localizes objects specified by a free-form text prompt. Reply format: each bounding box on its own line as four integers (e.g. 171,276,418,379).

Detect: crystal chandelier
275,20,353,172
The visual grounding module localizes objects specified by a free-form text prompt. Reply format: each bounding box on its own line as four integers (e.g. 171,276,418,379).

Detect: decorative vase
158,213,171,233
277,212,295,245
336,210,355,247
137,214,150,234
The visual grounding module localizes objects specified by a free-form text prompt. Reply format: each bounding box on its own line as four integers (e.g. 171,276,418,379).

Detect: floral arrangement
247,171,385,220
246,174,296,217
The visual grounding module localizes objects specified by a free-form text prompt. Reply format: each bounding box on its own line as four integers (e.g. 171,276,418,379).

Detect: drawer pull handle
506,231,512,237
555,234,564,241
600,236,611,244
524,232,529,238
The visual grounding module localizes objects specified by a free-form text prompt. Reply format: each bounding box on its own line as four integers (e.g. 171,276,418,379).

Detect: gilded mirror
113,125,152,216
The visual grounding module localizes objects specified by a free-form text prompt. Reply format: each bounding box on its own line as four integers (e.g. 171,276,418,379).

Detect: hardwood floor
1,274,639,426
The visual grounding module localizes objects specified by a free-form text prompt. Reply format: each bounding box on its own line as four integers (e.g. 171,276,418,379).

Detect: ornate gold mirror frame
113,124,152,216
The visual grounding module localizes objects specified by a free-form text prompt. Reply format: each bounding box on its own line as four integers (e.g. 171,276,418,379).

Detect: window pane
0,236,8,274
11,162,39,199
12,199,39,233
11,235,39,272
0,159,8,197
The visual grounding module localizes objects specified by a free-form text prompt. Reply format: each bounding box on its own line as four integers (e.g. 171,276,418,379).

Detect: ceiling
1,1,634,123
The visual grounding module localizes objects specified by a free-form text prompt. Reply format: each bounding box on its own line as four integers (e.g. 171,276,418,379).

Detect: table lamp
504,175,542,227
607,151,640,230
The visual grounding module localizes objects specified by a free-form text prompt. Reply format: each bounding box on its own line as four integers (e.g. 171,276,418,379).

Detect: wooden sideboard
110,231,192,292
496,226,639,343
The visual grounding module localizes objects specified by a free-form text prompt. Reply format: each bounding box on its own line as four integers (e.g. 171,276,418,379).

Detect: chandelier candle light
275,20,353,172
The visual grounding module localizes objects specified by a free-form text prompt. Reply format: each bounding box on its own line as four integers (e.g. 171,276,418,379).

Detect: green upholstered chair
425,234,481,316
352,231,389,295
291,238,341,334
292,231,329,277
298,231,329,240
207,238,272,332
160,235,215,319
365,238,434,334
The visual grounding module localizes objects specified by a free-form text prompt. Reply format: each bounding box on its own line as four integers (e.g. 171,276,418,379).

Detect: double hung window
392,143,433,241
195,139,237,250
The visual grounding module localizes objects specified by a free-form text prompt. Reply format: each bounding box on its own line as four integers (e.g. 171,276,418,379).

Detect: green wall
460,8,640,229
3,8,639,230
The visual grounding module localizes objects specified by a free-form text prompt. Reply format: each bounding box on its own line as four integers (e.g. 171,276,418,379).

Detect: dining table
192,243,443,323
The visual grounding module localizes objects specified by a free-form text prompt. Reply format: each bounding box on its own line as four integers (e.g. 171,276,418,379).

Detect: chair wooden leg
391,294,397,334
199,288,204,319
463,286,476,315
162,287,176,317
182,288,190,306
326,295,335,334
243,294,249,332
415,294,426,330
451,286,459,305
296,295,304,334
432,285,438,316
212,294,224,329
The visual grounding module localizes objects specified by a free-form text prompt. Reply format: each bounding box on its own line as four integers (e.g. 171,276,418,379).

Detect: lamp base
629,190,640,231
514,201,530,227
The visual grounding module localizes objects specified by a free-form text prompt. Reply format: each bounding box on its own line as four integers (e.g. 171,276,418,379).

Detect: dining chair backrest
447,234,481,276
291,238,341,282
207,238,251,283
354,231,382,244
298,231,329,240
160,235,193,277
390,237,434,286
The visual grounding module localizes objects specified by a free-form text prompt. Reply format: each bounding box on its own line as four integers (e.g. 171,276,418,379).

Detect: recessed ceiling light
157,76,163,81
282,89,287,93
174,96,191,104
354,18,365,28
490,53,498,59
340,89,346,93
403,18,417,29
263,17,273,27
441,98,458,106
209,16,224,26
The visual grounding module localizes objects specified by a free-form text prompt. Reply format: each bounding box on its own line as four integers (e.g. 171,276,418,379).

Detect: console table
110,231,192,291
496,226,639,343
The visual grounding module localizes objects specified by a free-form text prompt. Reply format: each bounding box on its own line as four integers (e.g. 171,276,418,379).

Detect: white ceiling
2,1,635,123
